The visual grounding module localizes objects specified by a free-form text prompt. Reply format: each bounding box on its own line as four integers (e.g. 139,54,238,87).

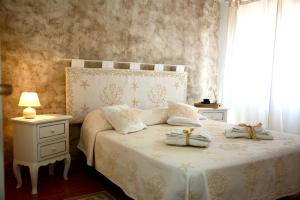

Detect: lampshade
18,92,41,107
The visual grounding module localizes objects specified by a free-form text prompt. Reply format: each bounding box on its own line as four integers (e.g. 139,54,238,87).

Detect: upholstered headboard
65,59,188,123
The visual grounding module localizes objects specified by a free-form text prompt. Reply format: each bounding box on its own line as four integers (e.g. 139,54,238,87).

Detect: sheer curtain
222,0,300,134
269,0,300,133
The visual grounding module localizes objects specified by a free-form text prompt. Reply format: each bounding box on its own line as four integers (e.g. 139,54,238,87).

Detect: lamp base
23,107,36,119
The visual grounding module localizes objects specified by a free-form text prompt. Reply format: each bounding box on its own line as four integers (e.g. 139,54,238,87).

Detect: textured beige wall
0,0,220,163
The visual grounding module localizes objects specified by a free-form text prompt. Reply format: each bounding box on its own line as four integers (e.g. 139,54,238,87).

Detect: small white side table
197,107,228,122
11,114,72,194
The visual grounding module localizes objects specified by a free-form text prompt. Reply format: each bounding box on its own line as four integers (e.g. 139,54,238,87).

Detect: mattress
83,120,300,200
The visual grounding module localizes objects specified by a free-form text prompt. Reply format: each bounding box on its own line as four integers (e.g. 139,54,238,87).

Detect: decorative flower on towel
238,123,262,139
99,83,123,105
148,84,167,106
183,128,194,145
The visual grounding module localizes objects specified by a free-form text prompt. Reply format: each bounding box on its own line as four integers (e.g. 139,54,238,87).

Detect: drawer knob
51,147,57,152
50,130,55,134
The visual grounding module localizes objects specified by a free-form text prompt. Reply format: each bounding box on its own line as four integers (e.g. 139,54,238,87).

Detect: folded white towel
225,128,273,140
231,125,264,133
166,129,210,147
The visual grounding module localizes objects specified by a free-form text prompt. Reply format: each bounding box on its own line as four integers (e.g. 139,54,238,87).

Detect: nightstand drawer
39,123,65,140
202,112,224,121
38,140,67,160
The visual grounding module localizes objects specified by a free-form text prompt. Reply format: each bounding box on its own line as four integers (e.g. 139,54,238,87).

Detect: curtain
222,0,300,134
268,0,300,133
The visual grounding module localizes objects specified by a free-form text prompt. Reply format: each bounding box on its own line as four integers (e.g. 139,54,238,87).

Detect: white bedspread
80,119,300,200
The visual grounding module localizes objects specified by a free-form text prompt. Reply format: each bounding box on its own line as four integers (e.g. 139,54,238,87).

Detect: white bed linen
77,109,112,166
81,120,300,200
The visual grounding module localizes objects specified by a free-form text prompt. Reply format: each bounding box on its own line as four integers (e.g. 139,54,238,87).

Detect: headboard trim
67,58,190,72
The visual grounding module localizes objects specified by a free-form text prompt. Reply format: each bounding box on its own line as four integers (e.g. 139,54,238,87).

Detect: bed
66,60,300,200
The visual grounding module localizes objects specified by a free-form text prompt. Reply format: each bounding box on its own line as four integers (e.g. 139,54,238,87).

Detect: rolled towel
225,123,273,140
166,128,210,147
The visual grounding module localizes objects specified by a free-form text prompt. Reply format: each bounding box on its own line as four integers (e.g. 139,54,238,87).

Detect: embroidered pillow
102,104,146,134
134,107,168,125
168,101,199,120
167,101,204,126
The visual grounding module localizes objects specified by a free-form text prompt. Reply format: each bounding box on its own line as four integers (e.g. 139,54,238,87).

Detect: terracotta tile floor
5,159,132,200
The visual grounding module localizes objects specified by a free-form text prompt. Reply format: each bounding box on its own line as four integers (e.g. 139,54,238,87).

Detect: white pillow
168,101,199,119
102,105,146,134
167,116,201,127
134,107,168,125
167,101,204,126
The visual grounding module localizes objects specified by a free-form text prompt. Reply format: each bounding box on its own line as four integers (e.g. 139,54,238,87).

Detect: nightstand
11,114,72,194
197,108,228,122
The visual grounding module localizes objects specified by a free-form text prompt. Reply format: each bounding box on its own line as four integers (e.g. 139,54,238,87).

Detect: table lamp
18,92,41,119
